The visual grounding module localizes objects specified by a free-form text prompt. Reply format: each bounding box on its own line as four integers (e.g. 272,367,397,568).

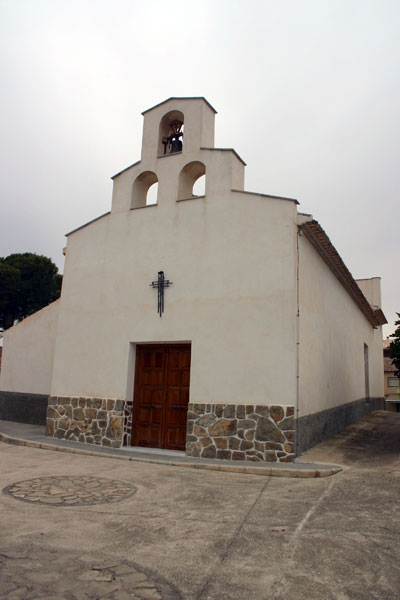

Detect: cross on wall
150,271,173,317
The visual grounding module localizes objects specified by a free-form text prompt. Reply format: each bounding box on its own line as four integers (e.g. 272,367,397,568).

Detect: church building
0,97,386,462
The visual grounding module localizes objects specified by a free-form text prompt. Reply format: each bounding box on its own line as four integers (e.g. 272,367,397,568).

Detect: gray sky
0,0,399,337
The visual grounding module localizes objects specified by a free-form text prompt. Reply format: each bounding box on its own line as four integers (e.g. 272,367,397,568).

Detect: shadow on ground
302,410,400,468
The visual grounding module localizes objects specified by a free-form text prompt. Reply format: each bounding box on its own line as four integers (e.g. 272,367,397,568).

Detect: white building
0,97,386,461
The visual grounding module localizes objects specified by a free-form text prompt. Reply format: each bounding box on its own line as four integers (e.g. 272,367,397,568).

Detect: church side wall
298,235,384,452
0,300,60,424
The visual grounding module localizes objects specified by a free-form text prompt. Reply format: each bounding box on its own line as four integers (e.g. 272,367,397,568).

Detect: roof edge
300,220,387,328
232,189,299,204
66,212,111,237
373,308,388,326
142,97,217,115
200,147,246,166
111,161,141,180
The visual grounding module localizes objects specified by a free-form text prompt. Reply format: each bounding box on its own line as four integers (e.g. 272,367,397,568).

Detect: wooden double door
132,344,191,451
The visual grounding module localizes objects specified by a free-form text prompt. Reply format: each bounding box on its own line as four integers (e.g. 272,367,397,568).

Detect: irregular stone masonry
186,403,295,462
46,396,127,448
123,401,133,447
46,397,296,461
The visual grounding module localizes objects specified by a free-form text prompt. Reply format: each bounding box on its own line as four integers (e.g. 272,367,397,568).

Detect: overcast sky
0,0,398,336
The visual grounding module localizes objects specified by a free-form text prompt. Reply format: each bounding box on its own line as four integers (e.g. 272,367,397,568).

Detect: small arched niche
146,181,158,205
131,171,158,209
178,161,206,200
158,110,184,156
193,174,205,196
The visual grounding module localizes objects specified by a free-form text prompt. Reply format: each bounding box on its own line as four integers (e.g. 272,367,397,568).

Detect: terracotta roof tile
300,220,387,328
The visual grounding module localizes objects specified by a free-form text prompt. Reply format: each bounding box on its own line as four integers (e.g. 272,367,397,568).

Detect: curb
0,432,342,478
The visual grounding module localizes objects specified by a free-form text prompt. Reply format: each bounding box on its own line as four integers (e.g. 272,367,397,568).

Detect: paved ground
0,420,340,478
1,410,400,599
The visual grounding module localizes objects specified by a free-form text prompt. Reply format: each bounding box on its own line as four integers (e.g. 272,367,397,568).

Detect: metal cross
150,271,173,317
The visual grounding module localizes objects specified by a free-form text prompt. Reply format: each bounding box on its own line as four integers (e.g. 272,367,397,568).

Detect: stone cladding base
46,396,130,448
46,398,296,460
186,403,295,462
123,401,133,446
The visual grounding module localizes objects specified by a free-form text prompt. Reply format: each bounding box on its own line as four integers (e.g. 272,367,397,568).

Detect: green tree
0,253,62,329
389,313,400,378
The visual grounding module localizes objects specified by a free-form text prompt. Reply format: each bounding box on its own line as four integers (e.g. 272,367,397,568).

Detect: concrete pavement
1,410,400,599
0,420,341,478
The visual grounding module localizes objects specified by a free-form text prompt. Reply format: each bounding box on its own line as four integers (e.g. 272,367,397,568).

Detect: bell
170,137,182,153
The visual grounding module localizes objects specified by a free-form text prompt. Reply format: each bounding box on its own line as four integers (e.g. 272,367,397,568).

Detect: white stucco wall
356,277,382,309
50,188,299,406
0,300,59,395
299,235,384,416
48,98,299,406
112,147,245,214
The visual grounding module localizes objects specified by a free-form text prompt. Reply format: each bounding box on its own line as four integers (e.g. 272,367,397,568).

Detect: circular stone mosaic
3,476,136,506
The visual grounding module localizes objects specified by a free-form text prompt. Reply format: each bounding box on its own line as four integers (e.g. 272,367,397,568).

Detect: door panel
132,345,191,450
132,347,165,448
163,346,191,451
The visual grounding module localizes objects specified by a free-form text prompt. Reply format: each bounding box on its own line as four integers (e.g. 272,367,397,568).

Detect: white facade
0,97,386,457
0,300,59,395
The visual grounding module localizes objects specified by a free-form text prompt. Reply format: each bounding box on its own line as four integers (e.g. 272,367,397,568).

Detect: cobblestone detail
3,476,136,506
0,549,180,599
46,396,127,448
186,403,296,462
123,400,133,447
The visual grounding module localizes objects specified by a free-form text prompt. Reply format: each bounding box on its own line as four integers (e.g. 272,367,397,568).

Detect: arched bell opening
178,161,206,200
193,174,205,197
131,171,158,209
146,181,158,205
158,110,184,156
